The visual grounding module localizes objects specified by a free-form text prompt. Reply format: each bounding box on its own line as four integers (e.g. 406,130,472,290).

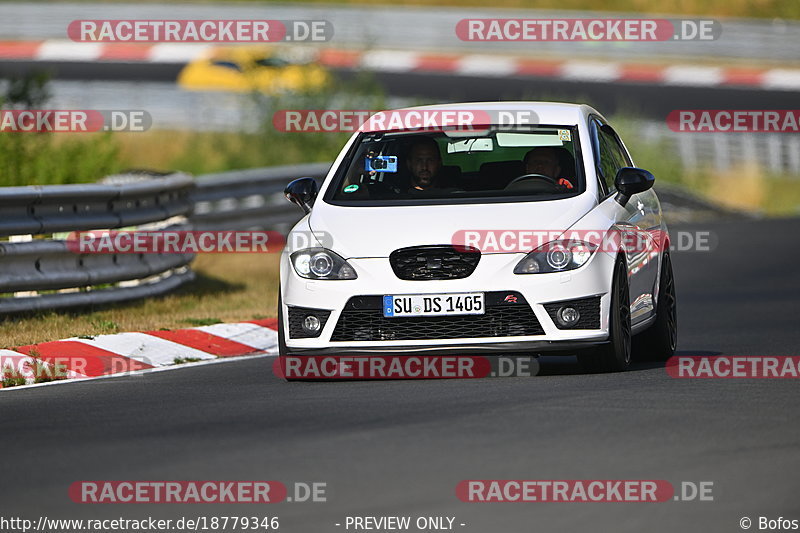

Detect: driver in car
523,147,574,189
339,139,448,199
407,137,445,192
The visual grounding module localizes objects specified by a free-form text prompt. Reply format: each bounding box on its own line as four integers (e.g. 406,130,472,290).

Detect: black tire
578,257,632,373
633,251,678,361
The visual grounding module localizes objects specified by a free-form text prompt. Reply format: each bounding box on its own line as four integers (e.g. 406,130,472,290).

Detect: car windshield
325,126,583,206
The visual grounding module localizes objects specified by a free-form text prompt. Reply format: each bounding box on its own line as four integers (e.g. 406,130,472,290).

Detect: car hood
307,195,597,258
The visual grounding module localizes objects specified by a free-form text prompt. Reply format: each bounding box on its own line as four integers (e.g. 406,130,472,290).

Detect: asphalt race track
2,218,799,533
1,60,798,119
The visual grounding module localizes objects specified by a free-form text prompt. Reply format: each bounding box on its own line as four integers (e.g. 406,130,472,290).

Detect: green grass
0,73,123,185
173,357,204,364
27,348,69,384
0,131,123,187
0,253,281,348
0,349,70,388
182,317,222,326
89,318,120,334
1,73,385,185
1,365,27,388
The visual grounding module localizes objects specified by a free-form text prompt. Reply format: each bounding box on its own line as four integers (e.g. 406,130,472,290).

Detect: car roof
369,101,603,130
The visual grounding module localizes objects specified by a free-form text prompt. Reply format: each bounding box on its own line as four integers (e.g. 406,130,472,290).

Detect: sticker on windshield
559,129,571,141
343,184,360,193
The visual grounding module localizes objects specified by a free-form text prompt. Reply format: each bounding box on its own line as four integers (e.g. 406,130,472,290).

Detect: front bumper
283,338,607,356
280,250,616,352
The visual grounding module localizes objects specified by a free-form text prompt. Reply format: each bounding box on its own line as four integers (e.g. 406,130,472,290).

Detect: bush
0,73,123,186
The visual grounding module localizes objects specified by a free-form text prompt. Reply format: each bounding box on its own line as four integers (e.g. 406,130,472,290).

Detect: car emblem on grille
426,257,443,269
504,295,518,303
390,245,480,280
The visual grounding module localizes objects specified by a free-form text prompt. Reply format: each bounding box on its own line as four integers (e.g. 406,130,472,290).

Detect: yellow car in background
178,46,331,94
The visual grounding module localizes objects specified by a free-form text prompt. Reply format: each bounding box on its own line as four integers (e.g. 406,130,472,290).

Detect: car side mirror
614,167,654,206
284,177,319,214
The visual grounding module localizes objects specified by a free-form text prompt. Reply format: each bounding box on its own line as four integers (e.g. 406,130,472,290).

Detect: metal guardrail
191,162,330,231
0,164,329,314
0,174,197,314
635,123,800,176
0,175,194,235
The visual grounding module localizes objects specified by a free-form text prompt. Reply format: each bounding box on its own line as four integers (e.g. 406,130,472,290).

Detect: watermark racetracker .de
0,110,151,133
68,19,333,42
271,109,541,133
667,110,800,133
274,355,539,380
455,18,721,41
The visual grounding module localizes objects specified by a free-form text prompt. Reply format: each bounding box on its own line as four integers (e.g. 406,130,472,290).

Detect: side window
593,120,630,195
589,120,607,196
604,125,632,167
210,60,242,71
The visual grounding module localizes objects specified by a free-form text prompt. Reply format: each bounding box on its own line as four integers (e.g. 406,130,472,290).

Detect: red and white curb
0,318,278,390
1,39,799,91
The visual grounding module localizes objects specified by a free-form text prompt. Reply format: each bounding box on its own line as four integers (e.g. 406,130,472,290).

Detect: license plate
383,293,485,318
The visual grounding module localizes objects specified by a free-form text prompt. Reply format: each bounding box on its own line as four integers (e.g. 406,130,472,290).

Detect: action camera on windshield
365,155,398,172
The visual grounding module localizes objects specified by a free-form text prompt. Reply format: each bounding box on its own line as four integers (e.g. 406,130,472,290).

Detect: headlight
514,240,597,274
290,248,357,280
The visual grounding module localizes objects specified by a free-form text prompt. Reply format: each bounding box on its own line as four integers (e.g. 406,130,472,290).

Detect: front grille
543,296,601,329
389,245,480,280
331,291,543,341
288,306,332,338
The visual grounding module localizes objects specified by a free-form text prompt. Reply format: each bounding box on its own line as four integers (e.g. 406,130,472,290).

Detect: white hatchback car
278,102,677,372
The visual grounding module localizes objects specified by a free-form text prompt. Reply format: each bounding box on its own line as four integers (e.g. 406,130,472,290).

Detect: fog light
556,306,580,327
302,314,321,334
